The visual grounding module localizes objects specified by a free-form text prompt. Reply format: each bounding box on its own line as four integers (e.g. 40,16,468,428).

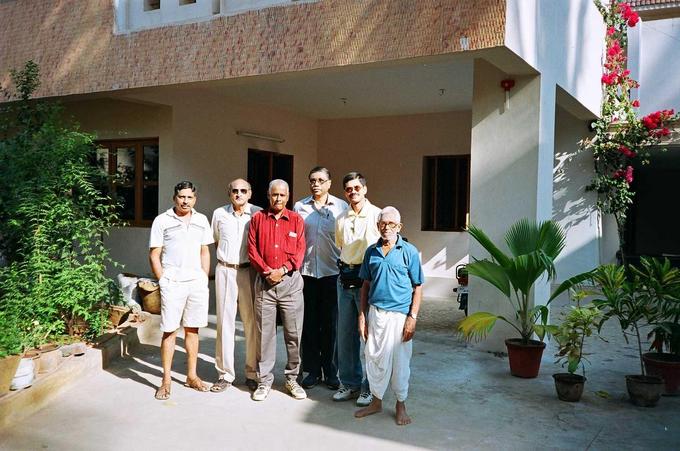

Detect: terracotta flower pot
0,355,22,396
505,338,546,378
553,373,586,402
643,352,680,396
109,305,131,327
37,344,63,374
626,374,664,407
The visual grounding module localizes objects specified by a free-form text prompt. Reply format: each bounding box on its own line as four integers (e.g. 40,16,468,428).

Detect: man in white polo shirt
149,181,214,400
210,178,262,393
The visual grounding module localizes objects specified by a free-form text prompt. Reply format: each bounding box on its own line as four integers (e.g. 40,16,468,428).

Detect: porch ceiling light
500,79,516,109
235,130,285,143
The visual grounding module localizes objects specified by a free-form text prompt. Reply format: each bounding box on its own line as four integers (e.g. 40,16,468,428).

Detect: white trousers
214,265,258,381
365,305,412,402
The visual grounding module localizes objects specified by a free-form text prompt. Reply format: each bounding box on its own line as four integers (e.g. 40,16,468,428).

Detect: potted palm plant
457,218,592,378
641,259,680,395
591,259,672,407
548,290,602,402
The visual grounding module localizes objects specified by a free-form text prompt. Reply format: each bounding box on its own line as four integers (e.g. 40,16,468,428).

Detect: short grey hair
378,206,401,223
268,179,289,194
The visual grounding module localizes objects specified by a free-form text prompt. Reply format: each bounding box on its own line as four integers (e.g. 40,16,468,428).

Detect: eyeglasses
378,222,400,230
231,188,248,194
309,178,329,185
344,185,363,193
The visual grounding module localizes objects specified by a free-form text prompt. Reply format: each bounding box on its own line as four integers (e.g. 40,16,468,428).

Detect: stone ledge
0,325,141,429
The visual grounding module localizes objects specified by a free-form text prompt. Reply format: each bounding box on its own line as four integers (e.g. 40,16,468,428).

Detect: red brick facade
0,0,505,99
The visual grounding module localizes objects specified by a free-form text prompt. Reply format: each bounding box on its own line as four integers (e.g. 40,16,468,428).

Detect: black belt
217,261,251,269
337,260,360,270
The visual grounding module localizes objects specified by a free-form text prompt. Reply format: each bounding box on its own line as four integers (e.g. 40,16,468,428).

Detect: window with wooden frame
422,155,470,232
95,138,159,227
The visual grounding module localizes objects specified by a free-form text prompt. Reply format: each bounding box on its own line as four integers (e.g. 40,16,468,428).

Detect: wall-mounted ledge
115,0,321,34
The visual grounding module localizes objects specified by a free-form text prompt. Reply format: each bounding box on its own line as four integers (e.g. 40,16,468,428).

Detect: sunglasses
378,222,400,230
344,185,363,193
231,188,249,194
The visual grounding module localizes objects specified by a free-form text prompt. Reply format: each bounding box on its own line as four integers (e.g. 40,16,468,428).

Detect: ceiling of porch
109,54,475,119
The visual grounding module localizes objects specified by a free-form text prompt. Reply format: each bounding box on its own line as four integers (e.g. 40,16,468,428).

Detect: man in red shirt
248,179,307,401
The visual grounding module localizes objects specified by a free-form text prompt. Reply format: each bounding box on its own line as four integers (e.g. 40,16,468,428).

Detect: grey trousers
254,271,304,387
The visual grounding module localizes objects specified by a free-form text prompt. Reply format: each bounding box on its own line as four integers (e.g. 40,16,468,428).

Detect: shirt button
274,244,279,248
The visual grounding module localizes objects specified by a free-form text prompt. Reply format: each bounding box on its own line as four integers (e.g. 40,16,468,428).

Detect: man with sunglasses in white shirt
333,172,381,407
210,179,262,393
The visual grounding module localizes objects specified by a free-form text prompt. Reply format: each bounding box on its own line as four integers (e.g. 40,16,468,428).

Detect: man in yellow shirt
333,172,381,407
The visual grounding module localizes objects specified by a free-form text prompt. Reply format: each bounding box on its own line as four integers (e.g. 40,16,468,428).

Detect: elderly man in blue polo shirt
355,206,423,426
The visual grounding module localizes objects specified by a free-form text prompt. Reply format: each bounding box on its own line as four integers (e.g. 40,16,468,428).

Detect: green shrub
0,61,121,353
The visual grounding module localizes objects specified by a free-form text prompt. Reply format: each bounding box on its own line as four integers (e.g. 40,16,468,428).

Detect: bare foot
354,397,382,418
395,401,411,425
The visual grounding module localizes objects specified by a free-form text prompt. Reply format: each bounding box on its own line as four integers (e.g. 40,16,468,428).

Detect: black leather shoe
245,378,258,391
324,377,340,390
301,373,322,389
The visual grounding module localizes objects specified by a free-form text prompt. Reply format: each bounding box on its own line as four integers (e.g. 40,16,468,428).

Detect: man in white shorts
149,181,214,400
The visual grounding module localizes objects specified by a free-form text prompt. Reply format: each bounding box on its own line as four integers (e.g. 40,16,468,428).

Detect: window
422,155,470,231
247,149,294,210
144,0,161,11
96,139,159,227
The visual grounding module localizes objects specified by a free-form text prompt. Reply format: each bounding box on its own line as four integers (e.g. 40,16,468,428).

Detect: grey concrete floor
0,296,678,451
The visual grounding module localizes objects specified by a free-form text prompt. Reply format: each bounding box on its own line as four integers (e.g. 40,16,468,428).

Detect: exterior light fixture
500,78,516,109
235,130,285,143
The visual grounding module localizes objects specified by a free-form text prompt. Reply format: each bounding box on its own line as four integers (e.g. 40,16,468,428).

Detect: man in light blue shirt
356,206,423,426
294,167,348,389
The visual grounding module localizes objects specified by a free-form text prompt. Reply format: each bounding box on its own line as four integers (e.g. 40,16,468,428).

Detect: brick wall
0,0,505,99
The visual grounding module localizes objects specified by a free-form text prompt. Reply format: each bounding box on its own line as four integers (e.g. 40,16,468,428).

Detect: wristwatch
408,312,418,320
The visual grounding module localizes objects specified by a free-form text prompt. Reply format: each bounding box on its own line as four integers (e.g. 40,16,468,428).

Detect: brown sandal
155,383,171,400
210,378,231,393
184,377,210,392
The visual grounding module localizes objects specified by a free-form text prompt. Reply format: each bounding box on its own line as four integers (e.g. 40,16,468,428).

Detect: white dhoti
214,265,258,382
365,305,412,402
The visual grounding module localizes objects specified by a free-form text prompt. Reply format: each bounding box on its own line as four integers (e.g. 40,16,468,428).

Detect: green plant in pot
641,259,680,396
591,258,675,407
547,290,602,402
457,218,593,378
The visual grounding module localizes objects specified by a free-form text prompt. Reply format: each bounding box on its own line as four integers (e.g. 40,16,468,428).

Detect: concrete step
0,324,142,429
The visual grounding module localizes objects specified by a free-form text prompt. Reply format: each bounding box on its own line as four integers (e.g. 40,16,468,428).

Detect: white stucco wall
66,92,318,277
318,111,472,300
552,105,600,279
628,18,680,115
505,0,604,117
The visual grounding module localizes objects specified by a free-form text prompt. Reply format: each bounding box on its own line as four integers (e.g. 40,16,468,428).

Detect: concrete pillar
468,59,555,351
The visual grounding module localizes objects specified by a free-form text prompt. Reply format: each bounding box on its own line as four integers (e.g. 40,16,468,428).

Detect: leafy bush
0,61,121,354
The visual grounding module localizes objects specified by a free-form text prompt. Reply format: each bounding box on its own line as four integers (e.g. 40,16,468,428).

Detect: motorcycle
453,264,468,316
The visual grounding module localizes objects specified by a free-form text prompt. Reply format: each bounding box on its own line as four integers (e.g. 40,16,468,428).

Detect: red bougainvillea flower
618,3,640,27
607,26,617,36
632,100,640,108
625,166,634,184
618,145,637,158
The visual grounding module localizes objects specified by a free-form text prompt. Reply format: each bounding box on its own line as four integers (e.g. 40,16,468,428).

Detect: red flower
601,73,617,85
607,41,622,57
613,169,624,179
607,26,616,36
618,145,637,158
632,100,640,108
660,128,671,137
625,166,634,184
627,13,639,27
